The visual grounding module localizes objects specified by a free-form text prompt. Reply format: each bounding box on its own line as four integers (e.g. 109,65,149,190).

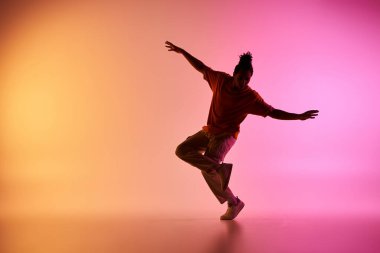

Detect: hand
165,41,183,54
299,110,319,120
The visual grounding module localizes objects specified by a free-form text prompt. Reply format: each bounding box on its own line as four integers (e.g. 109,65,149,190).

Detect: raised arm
165,41,207,74
269,109,319,120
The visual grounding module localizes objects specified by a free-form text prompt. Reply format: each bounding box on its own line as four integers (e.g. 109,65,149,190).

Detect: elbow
268,108,281,119
199,64,208,75
268,108,277,118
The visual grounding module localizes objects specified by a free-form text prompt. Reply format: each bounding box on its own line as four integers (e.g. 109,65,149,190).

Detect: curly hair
233,51,253,76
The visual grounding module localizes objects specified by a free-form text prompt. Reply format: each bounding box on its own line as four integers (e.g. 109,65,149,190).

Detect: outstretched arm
165,41,207,74
269,109,319,120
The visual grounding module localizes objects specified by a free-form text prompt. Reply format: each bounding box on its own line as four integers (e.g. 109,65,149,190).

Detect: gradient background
1,0,379,219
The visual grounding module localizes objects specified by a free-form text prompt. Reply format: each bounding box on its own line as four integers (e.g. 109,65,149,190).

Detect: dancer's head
232,52,253,90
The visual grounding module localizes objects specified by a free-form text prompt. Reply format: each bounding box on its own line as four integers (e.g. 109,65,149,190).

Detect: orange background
1,0,380,218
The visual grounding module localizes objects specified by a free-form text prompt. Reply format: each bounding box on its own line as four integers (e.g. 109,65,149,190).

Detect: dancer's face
233,70,252,90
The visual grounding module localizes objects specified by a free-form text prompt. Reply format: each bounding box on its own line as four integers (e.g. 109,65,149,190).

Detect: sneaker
217,163,232,191
220,197,245,220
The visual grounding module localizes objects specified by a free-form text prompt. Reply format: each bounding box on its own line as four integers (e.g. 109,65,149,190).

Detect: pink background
1,0,379,218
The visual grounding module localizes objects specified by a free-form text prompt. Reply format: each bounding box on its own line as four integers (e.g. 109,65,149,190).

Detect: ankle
227,196,238,206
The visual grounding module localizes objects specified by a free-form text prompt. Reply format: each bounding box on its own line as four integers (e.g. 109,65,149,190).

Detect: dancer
165,41,318,220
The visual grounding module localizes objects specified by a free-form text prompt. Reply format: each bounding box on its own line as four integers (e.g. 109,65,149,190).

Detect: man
165,41,318,220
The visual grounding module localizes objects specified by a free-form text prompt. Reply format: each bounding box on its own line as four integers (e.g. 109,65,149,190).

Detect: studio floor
1,214,379,253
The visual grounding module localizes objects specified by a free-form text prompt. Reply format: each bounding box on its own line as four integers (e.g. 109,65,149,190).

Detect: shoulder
203,67,231,82
221,71,232,78
248,88,262,99
204,66,230,76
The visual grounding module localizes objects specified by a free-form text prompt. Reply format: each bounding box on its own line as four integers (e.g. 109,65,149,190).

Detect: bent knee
175,143,182,157
175,144,185,158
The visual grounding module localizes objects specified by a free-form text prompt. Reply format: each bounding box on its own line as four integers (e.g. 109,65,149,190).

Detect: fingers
165,41,175,48
301,109,319,120
306,110,319,117
165,45,174,51
306,113,318,119
165,41,177,52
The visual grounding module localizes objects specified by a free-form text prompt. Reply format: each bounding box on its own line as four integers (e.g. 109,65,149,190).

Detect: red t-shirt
202,66,274,139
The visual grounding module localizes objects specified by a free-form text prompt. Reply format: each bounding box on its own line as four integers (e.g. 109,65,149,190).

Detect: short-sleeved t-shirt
202,66,274,139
